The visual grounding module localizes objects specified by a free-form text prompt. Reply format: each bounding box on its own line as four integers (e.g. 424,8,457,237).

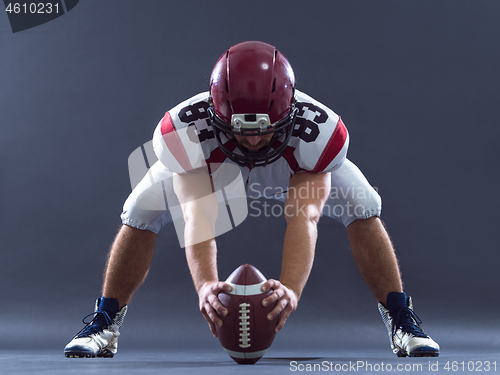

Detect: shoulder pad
284,90,349,173
153,92,211,173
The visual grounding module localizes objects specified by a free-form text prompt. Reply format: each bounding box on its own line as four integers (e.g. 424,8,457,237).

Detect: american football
216,264,278,364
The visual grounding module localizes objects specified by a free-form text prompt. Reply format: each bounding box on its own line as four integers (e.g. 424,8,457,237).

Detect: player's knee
120,195,172,234
322,185,382,227
343,187,382,227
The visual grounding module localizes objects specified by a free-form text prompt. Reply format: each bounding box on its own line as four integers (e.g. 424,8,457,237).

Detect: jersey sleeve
284,90,349,174
307,116,349,173
152,92,211,173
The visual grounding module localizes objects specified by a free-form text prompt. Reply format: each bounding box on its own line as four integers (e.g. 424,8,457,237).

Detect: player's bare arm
173,171,232,337
262,171,331,332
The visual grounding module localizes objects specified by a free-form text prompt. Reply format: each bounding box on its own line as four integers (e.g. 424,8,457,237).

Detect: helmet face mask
208,105,298,168
208,41,296,168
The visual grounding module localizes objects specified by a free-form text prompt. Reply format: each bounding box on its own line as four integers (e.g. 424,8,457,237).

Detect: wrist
196,279,218,294
279,280,301,300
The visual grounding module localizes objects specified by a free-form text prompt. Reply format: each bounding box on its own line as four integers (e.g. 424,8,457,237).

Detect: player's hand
197,281,233,337
260,279,298,333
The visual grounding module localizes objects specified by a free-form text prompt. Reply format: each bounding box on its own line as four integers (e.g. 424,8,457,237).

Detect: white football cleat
64,298,127,358
378,292,440,357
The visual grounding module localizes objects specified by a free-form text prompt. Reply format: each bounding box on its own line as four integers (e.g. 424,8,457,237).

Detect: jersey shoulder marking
153,92,213,173
285,90,349,173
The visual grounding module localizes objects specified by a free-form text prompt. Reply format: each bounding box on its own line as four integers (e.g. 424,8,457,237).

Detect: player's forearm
279,214,318,300
176,175,220,292
182,199,219,293
185,238,219,293
173,171,219,248
280,172,330,299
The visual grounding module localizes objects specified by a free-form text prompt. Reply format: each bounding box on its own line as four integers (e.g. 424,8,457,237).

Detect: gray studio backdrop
1,0,499,353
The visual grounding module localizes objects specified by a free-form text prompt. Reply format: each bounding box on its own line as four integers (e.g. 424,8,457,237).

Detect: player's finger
262,287,284,307
275,311,289,332
212,281,233,293
268,292,289,317
261,278,279,292
207,293,228,317
275,300,295,332
201,308,218,337
204,302,224,332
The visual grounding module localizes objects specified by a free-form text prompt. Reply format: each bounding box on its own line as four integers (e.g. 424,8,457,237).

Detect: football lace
238,303,251,348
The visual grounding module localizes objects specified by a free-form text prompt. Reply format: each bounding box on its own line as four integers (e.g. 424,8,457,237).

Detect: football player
64,41,439,359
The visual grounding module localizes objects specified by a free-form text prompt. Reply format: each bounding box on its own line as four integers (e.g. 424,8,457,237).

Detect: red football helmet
208,41,297,168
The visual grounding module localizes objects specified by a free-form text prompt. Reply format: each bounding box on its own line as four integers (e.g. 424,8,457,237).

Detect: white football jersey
152,90,349,198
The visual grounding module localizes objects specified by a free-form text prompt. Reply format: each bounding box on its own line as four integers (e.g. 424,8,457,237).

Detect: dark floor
1,347,499,375
1,323,499,375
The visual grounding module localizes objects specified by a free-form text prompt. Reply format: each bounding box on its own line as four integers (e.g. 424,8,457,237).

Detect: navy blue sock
386,292,407,317
98,297,119,319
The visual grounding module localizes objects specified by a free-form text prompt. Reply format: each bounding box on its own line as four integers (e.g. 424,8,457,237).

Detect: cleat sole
410,352,440,357
97,348,115,358
410,346,440,358
64,347,116,358
396,350,408,357
64,349,97,358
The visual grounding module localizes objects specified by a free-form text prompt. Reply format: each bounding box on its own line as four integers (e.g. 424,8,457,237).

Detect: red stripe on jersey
206,141,235,174
160,112,194,172
281,145,306,173
310,117,348,173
